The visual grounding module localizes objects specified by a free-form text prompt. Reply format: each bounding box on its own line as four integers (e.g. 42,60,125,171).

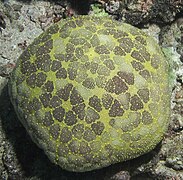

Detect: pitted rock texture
8,16,170,172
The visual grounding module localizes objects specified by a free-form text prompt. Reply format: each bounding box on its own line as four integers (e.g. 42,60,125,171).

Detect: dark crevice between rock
66,0,91,15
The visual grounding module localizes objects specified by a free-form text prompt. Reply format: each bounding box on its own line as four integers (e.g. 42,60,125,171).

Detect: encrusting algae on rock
8,16,170,172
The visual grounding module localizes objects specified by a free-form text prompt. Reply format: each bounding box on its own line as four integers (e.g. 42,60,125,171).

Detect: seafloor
0,0,183,179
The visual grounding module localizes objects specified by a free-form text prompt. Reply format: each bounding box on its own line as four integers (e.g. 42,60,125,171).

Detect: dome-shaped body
9,16,170,172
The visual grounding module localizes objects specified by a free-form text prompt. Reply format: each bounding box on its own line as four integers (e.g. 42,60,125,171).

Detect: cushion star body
9,16,170,172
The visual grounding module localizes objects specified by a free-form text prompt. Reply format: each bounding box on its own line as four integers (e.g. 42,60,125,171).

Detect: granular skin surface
8,16,170,172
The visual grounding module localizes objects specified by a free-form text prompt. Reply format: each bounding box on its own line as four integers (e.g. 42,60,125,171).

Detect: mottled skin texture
9,16,170,172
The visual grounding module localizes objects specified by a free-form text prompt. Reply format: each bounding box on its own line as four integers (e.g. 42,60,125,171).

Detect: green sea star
9,16,170,172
